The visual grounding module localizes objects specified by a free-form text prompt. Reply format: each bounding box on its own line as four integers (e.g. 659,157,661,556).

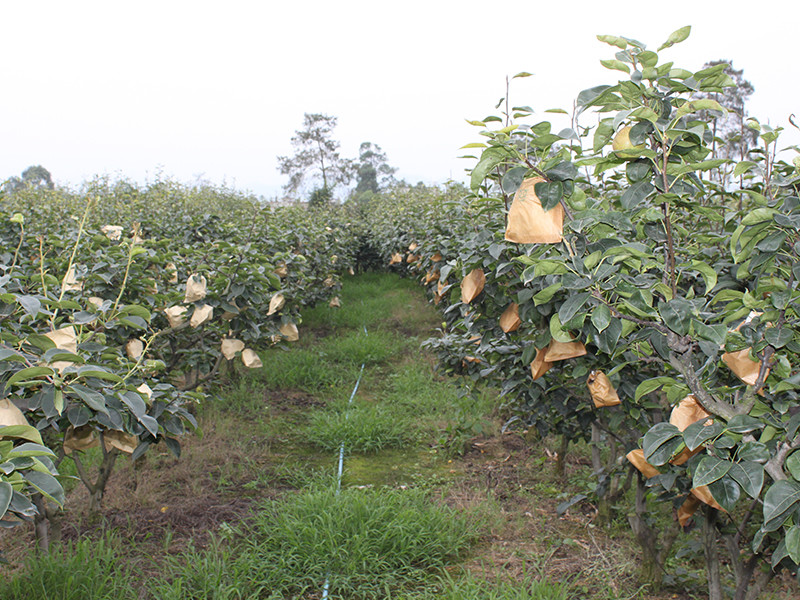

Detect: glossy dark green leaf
620,180,654,210
25,471,65,506
786,525,800,565
558,293,591,325
501,167,527,194
643,423,682,466
534,181,564,211
683,419,723,451
694,456,733,487
546,162,578,182
591,304,611,333
708,475,740,512
659,299,692,335
726,415,764,434
0,482,12,518
765,327,793,349
763,480,800,532
728,461,764,499
70,384,108,414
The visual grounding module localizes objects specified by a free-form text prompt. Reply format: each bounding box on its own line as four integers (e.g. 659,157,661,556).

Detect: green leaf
763,480,800,532
635,376,675,402
549,314,573,343
620,180,654,210
533,283,562,305
600,59,630,73
643,422,682,466
0,426,43,444
787,526,800,565
596,35,627,49
591,304,611,333
6,366,54,387
688,260,718,293
658,26,691,51
0,481,12,517
25,471,65,506
765,326,793,349
558,293,591,325
708,476,740,512
676,98,725,119
501,166,528,194
683,419,723,451
694,456,733,487
546,161,578,182
787,451,800,480
69,384,108,414
728,461,764,499
470,146,508,191
534,181,564,211
742,208,777,226
726,415,764,434
659,299,692,335
733,161,756,177
8,443,56,459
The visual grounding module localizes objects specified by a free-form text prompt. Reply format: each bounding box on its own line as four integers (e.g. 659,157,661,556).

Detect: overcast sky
1,1,798,199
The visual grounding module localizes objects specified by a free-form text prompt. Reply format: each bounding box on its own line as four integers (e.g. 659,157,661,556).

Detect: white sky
1,1,798,199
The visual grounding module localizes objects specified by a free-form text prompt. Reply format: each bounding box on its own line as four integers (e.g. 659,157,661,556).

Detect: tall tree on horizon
277,113,353,201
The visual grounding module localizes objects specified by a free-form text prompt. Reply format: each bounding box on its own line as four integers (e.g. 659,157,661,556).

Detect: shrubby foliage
0,176,359,551
362,28,800,600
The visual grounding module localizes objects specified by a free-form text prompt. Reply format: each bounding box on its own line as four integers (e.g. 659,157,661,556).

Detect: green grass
249,345,362,393
0,535,135,600
307,400,416,453
400,571,573,599
153,485,484,600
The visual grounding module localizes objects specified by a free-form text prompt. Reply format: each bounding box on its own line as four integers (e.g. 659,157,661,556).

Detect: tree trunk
703,507,723,600
628,474,664,587
554,434,568,478
33,494,49,552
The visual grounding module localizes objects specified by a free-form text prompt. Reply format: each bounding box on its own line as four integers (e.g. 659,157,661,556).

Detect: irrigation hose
322,325,367,600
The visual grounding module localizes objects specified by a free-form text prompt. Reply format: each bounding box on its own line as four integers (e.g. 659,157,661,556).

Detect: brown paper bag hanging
677,494,702,527
184,274,208,303
431,252,443,262
406,254,419,264
63,265,82,291
587,370,621,408
625,449,660,479
166,262,179,283
103,430,138,454
530,348,553,380
500,302,522,333
190,304,214,327
63,425,98,454
221,338,245,360
126,339,144,360
424,270,439,285
165,306,188,328
274,262,288,278
722,348,767,387
329,296,341,308
408,242,418,252
389,253,403,265
279,322,299,342
669,395,712,465
45,326,78,373
461,269,485,304
137,383,153,404
505,177,564,244
268,293,286,316
242,348,263,369
0,398,29,428
544,339,587,362
691,485,725,512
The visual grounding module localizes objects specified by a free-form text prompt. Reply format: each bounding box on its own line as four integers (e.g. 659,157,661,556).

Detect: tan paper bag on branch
626,449,660,479
530,348,553,380
431,252,443,262
691,485,725,512
0,398,29,428
505,177,564,244
242,348,263,369
190,304,214,328
63,425,98,454
184,274,207,303
669,395,712,466
587,370,621,408
544,340,587,362
499,302,522,333
461,269,485,304
45,326,78,373
268,293,286,316
389,253,403,265
103,430,138,454
722,349,768,388
221,338,245,360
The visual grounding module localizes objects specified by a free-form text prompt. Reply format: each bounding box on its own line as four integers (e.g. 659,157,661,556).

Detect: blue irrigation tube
322,326,367,600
